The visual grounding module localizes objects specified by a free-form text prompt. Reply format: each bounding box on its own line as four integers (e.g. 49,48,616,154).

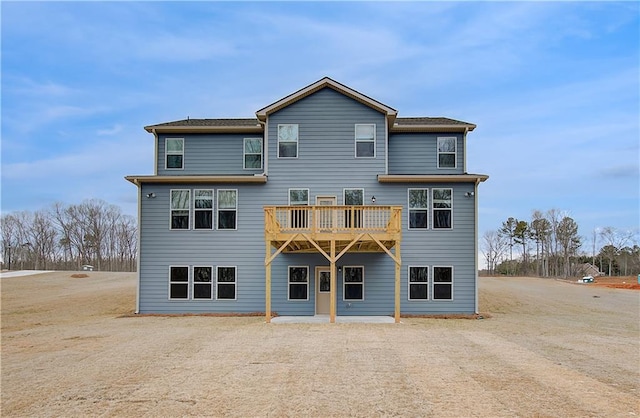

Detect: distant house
578,263,604,277
126,77,488,323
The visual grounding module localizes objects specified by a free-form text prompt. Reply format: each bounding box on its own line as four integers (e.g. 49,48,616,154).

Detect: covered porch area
264,205,402,324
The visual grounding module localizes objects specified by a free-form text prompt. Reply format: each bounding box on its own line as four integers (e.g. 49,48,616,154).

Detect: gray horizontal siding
157,133,263,176
388,133,465,175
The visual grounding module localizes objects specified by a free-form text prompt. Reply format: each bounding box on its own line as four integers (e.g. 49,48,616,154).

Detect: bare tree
557,216,580,278
481,230,507,274
531,210,551,277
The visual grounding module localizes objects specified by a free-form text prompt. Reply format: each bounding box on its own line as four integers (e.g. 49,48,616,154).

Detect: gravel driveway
2,272,638,417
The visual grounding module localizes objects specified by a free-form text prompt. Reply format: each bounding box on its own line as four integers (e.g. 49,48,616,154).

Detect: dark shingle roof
395,117,473,126
147,118,260,128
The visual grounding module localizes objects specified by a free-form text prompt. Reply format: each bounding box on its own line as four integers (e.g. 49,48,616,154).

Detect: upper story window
278,124,298,158
408,188,428,229
289,189,309,228
437,137,456,168
170,189,190,230
355,124,375,158
432,188,453,229
194,189,213,230
244,138,263,169
166,138,184,169
217,189,237,230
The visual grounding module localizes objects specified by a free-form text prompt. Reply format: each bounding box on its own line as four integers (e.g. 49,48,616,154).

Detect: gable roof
255,77,398,125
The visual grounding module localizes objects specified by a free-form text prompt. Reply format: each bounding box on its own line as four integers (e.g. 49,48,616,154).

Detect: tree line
482,209,639,277
1,199,136,272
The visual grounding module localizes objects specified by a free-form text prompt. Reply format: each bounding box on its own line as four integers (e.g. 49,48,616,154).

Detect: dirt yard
2,272,638,417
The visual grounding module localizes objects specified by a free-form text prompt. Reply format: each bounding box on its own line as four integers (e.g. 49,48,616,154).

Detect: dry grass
1,272,639,417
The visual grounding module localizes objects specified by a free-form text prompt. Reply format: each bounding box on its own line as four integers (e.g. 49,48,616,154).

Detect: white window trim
437,136,457,169
168,265,189,300
355,124,376,158
432,188,453,230
408,188,429,230
288,188,310,206
277,124,299,158
217,189,238,230
342,266,365,301
243,137,263,170
170,189,190,230
165,138,184,170
343,188,364,205
216,266,237,301
194,189,214,230
408,265,430,301
432,265,454,301
288,266,309,301
193,265,214,300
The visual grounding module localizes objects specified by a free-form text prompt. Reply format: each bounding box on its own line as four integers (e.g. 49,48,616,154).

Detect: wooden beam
367,234,400,264
394,244,401,323
330,240,336,324
265,233,299,265
335,233,365,261
266,242,272,324
300,233,332,262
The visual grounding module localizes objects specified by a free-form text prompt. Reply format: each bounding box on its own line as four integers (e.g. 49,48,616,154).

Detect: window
193,266,213,299
343,266,364,300
169,266,189,299
278,124,298,158
408,266,429,300
408,189,428,229
217,190,237,230
165,138,184,169
288,266,309,300
433,266,453,300
170,190,190,230
433,188,452,229
289,189,309,228
355,124,375,158
216,266,237,300
194,189,213,230
244,138,263,169
437,137,456,168
344,188,363,228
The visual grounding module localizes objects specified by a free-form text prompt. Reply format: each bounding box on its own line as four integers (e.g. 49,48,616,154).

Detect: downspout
261,119,268,176
474,178,479,314
463,127,468,173
135,179,142,314
152,128,159,175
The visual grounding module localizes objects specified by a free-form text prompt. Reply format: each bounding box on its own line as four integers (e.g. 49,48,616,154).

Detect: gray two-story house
126,77,488,323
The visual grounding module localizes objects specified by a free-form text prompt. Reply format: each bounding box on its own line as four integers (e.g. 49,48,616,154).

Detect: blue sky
2,1,639,251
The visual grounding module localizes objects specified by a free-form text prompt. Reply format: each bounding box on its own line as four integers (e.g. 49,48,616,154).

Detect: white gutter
135,183,142,314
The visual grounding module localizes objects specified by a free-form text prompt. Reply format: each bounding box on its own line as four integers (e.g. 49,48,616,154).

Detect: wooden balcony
264,205,402,253
264,205,403,324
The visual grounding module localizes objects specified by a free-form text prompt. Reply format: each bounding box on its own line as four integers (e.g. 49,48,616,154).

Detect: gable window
216,266,237,300
408,266,429,300
278,124,298,158
194,189,213,230
217,190,237,230
289,189,309,229
343,266,364,300
437,137,456,168
165,138,184,169
433,188,453,229
433,266,453,300
244,138,263,169
170,189,190,230
355,124,375,158
408,189,428,229
193,266,213,299
169,266,189,299
288,266,309,300
344,188,364,228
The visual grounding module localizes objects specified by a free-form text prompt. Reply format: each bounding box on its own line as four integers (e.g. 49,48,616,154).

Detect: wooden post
330,239,336,323
265,242,272,323
394,243,401,323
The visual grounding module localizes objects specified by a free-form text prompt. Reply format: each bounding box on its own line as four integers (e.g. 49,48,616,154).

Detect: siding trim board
126,175,267,185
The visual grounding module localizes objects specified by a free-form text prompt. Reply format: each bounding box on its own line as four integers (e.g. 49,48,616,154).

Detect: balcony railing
265,206,402,236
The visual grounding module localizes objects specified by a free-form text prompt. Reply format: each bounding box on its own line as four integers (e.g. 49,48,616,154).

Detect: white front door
315,267,331,315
